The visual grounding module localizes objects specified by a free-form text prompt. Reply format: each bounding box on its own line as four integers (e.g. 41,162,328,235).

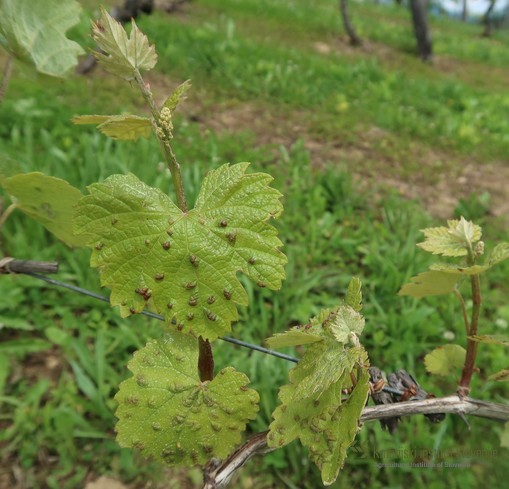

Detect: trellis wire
24,272,299,363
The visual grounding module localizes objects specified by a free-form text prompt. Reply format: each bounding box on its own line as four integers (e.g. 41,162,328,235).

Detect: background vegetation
0,0,508,487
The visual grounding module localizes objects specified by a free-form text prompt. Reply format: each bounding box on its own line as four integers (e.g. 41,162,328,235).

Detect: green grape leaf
2,172,87,247
72,114,153,140
501,422,509,448
74,163,286,340
0,0,84,77
265,327,322,349
488,369,509,382
417,217,482,257
345,277,362,311
327,305,365,344
424,344,466,376
398,271,460,299
268,356,369,486
92,7,157,81
468,334,509,347
487,242,509,267
115,333,259,466
163,80,192,113
292,340,365,401
429,263,488,275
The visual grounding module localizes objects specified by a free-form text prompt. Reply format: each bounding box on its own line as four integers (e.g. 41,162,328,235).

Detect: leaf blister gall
74,164,287,340
115,336,259,466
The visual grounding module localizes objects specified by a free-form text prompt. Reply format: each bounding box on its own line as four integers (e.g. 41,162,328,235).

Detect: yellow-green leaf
163,80,192,113
345,277,362,312
115,333,259,466
2,172,87,247
268,305,369,485
398,271,460,299
487,242,509,267
488,369,509,382
92,7,157,80
74,164,287,340
0,0,84,77
417,217,481,257
73,114,153,140
429,263,488,275
424,344,466,376
266,328,322,349
468,335,509,347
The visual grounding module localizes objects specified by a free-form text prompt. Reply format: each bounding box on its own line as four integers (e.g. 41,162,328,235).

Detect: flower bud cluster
157,107,173,141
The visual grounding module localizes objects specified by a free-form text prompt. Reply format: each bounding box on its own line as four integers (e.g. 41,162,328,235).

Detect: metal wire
24,272,299,363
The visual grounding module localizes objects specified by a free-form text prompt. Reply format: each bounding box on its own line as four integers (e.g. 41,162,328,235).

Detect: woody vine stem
133,69,214,382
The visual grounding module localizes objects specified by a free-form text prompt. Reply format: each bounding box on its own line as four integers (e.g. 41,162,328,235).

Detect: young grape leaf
92,7,157,81
265,328,322,349
2,172,87,247
266,302,363,350
327,306,365,344
488,369,509,382
487,242,509,267
268,352,369,486
501,422,509,448
115,333,259,466
0,0,84,76
345,277,362,312
398,271,460,299
468,334,509,347
163,80,192,113
429,263,488,275
72,114,153,140
74,163,286,340
268,303,369,485
424,344,466,376
417,217,482,257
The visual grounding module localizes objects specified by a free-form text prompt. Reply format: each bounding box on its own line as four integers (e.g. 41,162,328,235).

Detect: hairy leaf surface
417,217,481,257
468,334,509,347
163,80,192,113
74,163,286,340
398,271,460,299
429,263,488,275
2,172,87,247
424,345,466,376
92,7,157,80
115,333,259,466
345,277,362,311
268,304,369,485
487,242,509,267
73,114,153,140
0,0,84,76
488,369,509,382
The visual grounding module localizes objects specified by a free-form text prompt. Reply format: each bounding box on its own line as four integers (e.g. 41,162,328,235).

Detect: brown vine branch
0,257,59,275
201,395,509,488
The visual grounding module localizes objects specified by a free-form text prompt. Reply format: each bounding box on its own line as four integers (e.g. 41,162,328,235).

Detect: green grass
1,0,508,488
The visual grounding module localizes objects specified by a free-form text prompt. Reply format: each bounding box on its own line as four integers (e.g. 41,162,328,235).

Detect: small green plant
399,217,509,394
1,5,509,488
